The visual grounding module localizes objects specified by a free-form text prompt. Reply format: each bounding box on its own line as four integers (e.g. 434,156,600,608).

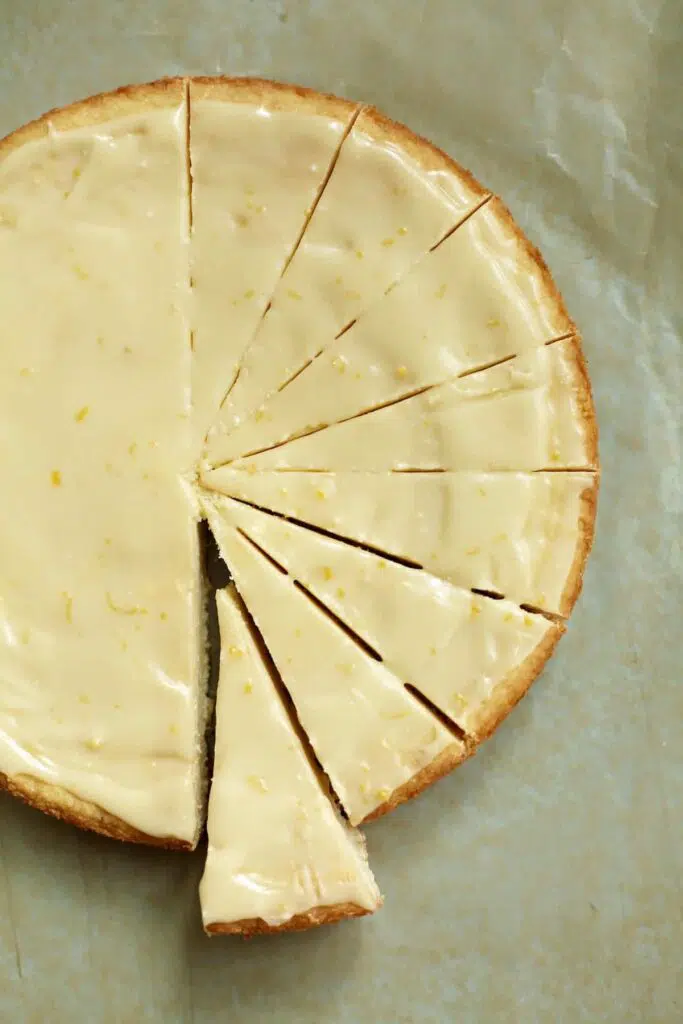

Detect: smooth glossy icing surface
201,469,597,615
189,94,354,450
206,501,560,737
205,196,573,466
0,98,203,841
200,586,380,927
207,109,487,440
225,338,594,472
205,504,462,825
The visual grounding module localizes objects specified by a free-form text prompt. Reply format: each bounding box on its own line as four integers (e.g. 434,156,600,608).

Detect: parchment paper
0,1,681,1020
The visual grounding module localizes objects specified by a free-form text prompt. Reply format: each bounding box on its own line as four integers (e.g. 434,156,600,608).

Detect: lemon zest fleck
106,592,148,616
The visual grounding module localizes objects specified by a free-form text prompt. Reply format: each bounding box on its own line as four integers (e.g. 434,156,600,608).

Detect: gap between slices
204,504,468,827
202,495,565,741
200,585,381,935
203,110,492,453
218,337,598,474
204,195,577,468
187,79,362,453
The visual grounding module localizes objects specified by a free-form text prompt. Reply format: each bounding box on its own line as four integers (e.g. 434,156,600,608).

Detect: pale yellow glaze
200,586,380,929
201,469,597,616
189,92,355,450
205,503,462,825
0,99,206,842
208,109,486,440
207,501,559,737
206,196,572,466
227,339,594,472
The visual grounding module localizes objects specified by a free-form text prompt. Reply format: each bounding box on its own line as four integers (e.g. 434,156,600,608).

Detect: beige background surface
0,1,681,1021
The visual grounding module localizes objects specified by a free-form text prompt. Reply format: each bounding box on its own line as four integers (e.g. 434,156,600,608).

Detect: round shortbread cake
0,77,598,935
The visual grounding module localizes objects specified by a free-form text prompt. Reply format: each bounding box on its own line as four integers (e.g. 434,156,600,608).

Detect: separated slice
201,586,381,935
206,503,467,824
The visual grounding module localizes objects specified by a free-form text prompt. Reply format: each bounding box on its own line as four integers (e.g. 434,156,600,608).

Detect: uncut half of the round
0,77,598,935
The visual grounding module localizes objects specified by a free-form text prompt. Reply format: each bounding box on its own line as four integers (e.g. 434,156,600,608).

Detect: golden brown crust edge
206,900,376,937
558,473,600,619
0,77,185,162
189,75,359,124
549,333,600,470
468,621,565,743
361,741,472,824
0,771,194,850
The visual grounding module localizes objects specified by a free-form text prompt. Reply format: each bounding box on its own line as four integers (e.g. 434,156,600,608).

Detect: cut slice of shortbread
205,196,575,467
205,502,467,825
226,338,596,472
189,79,359,450
201,469,598,616
207,108,489,439
200,586,381,935
206,500,564,740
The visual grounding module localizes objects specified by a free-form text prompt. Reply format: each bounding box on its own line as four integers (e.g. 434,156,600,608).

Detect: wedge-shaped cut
189,79,358,449
209,108,488,438
205,507,466,825
210,501,564,740
206,197,574,466
0,83,205,847
201,470,598,616
231,338,596,472
201,587,381,935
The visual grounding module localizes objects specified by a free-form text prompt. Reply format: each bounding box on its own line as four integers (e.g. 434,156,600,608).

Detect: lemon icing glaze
0,79,597,931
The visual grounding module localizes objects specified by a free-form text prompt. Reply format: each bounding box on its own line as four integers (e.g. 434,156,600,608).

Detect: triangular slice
206,197,575,466
200,586,381,935
201,470,598,616
189,79,358,449
205,505,467,825
211,500,564,740
209,108,488,437
229,338,596,472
